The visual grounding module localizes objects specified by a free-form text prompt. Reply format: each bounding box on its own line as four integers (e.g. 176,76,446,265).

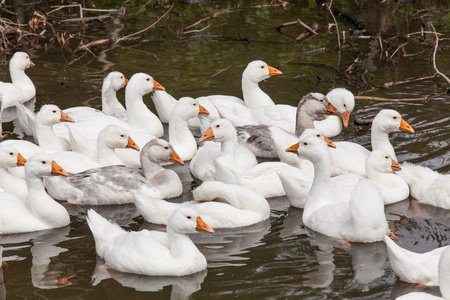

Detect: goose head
98,124,139,151
141,138,184,165
199,119,236,143
287,130,331,164
326,88,355,127
167,207,214,235
126,73,165,97
171,97,209,122
372,109,414,134
298,92,338,121
36,104,74,126
10,52,35,71
0,145,26,168
242,60,282,83
103,71,128,93
25,154,68,179
365,150,401,176
286,128,335,155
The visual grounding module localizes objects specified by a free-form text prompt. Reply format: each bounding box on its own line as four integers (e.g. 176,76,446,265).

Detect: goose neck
141,157,163,178
371,127,397,161
241,77,273,109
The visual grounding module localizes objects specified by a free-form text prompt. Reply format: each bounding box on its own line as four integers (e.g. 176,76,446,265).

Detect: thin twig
430,23,450,85
184,9,233,30
183,25,210,35
114,4,174,44
390,42,408,60
210,65,231,78
355,95,428,101
296,19,318,35
323,1,340,49
277,48,328,68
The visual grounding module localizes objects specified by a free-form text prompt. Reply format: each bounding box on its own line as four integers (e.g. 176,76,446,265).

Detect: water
0,0,449,299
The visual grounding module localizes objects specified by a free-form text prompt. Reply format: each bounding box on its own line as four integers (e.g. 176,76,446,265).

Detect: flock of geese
0,51,449,298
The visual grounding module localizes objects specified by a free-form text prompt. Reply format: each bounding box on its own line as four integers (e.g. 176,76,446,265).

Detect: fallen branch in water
355,95,429,101
362,71,450,93
184,9,234,30
296,19,318,35
296,22,318,40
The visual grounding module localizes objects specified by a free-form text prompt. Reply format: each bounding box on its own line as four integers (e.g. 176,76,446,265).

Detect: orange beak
326,102,340,116
152,79,165,91
340,111,350,128
125,137,140,151
60,111,74,123
16,153,27,166
286,142,299,154
196,216,214,233
198,104,210,116
199,127,214,143
51,161,69,177
391,159,401,171
399,118,414,133
268,65,282,76
324,136,336,148
170,150,184,166
124,77,129,85
29,59,35,67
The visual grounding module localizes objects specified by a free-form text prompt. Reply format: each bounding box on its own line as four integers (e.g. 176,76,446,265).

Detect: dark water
0,1,449,299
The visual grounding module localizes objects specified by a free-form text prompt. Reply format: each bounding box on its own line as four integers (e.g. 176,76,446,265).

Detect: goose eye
187,216,192,219
193,103,197,106
120,134,125,138
385,156,389,159
53,110,57,113
320,99,324,102
42,161,46,164
303,142,308,146
344,104,347,107
261,65,265,69
316,134,320,137
146,78,150,81
393,116,397,120
216,125,220,128
120,76,123,79
9,152,13,155
164,146,169,150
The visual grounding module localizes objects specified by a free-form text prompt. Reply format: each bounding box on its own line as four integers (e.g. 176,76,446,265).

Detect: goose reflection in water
92,259,207,299
0,226,74,290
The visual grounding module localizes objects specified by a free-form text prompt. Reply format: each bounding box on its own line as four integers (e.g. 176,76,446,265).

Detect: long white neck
26,174,69,228
35,122,68,152
125,87,163,136
101,81,124,116
169,116,196,161
219,135,239,167
10,66,35,96
302,150,333,222
96,141,123,166
241,76,274,109
166,228,206,274
151,91,177,123
371,127,397,161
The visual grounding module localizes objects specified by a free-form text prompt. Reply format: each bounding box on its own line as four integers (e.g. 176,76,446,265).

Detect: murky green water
1,1,449,299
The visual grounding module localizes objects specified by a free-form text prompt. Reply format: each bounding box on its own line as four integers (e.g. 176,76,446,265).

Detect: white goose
189,118,258,181
396,246,450,299
295,133,390,242
0,52,35,111
63,71,128,121
48,124,140,173
0,145,27,198
54,73,165,144
365,150,410,205
134,180,270,228
314,88,355,137
395,163,450,209
0,154,70,234
1,105,74,178
384,235,450,287
169,97,210,161
87,207,214,276
278,129,352,208
45,138,183,205
328,109,414,177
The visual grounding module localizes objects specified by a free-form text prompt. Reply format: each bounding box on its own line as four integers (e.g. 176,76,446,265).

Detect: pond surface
0,0,449,299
